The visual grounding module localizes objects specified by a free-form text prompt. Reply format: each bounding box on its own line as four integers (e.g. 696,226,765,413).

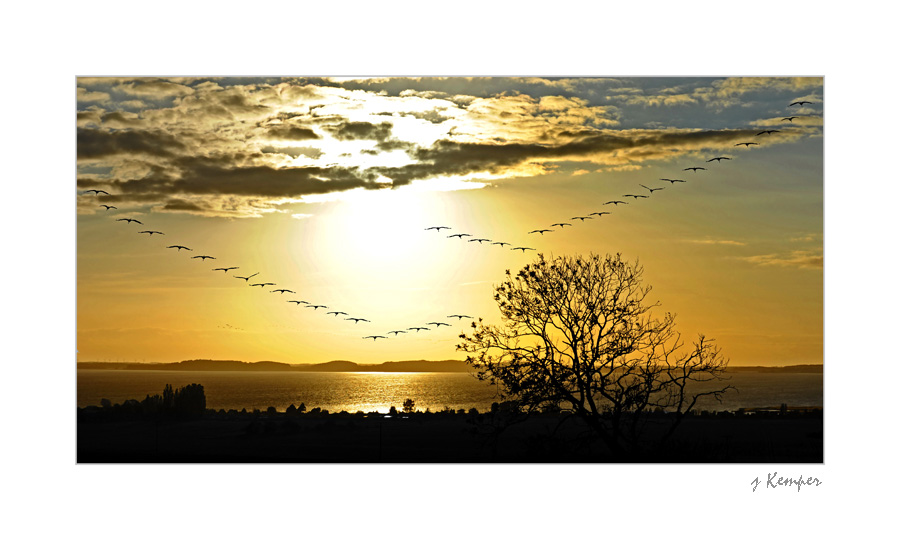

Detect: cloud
77,87,110,103
739,250,823,269
115,80,195,98
263,125,320,141
77,128,188,160
686,238,747,246
325,120,393,141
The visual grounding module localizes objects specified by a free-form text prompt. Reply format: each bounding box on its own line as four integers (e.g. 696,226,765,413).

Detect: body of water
77,370,823,414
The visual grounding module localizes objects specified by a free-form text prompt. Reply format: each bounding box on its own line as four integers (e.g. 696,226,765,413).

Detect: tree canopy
458,253,733,456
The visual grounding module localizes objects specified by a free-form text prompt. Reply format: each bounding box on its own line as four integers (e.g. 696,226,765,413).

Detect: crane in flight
571,216,593,221
782,116,799,122
529,229,552,235
270,289,295,294
468,238,491,243
346,317,370,323
407,327,430,332
447,233,471,239
706,157,731,162
735,142,759,147
213,267,238,273
448,315,472,320
84,189,110,196
512,246,535,252
138,230,164,236
492,241,510,246
234,272,259,281
551,222,573,228
660,178,686,184
116,218,142,224
789,100,812,107
622,194,648,199
288,300,309,305
589,211,611,217
326,311,348,317
306,305,327,310
639,184,664,193
428,321,450,327
425,226,451,231
684,167,706,172
250,282,276,288
388,330,407,336
192,255,215,261
363,335,387,341
100,204,117,211
757,130,780,136
167,245,192,251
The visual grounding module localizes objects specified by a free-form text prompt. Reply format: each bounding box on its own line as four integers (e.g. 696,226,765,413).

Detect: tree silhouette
458,253,733,457
402,399,416,414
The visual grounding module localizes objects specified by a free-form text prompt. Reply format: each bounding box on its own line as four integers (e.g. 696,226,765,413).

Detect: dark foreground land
78,408,822,463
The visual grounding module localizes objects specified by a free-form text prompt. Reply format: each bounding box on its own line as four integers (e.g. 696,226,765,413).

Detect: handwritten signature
752,472,822,492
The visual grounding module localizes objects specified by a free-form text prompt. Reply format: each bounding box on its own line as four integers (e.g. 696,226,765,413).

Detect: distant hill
77,359,473,373
728,364,823,373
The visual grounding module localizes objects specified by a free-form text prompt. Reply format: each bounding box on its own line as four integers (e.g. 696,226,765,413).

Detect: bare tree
458,253,733,457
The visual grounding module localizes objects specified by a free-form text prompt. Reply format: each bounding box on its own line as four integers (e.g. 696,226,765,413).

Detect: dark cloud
260,145,323,159
373,129,760,185
77,128,187,160
263,125,320,141
160,199,208,212
326,121,393,141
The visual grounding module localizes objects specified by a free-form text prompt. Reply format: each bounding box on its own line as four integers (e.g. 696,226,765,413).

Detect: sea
77,370,823,414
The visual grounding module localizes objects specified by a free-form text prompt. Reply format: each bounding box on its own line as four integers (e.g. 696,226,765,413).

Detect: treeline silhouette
87,383,207,419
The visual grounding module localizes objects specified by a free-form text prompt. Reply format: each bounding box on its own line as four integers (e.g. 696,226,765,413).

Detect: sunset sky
76,76,823,366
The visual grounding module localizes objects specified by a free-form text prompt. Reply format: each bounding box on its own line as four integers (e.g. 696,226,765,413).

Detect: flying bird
388,330,407,336
138,230,164,236
789,100,812,107
447,233,471,239
512,247,535,252
308,305,327,310
589,212,611,217
639,184,664,193
271,289,295,294
234,272,259,281
684,167,706,172
605,200,628,205
425,226,451,231
735,142,759,147
326,311,348,316
660,179,686,184
213,267,238,272
363,335,387,341
622,194,648,199
100,205,117,211
84,189,110,196
529,229,552,235
346,317,370,323
550,223,573,228
407,327,430,332
782,116,799,122
468,238,491,243
706,157,731,162
428,322,450,327
571,216,593,221
288,300,309,305
116,218,142,224
250,282,276,288
167,245,192,251
448,315,472,320
192,255,215,260
492,241,511,246
756,130,780,136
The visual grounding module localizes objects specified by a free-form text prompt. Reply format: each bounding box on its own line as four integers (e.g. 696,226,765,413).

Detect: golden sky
77,76,822,366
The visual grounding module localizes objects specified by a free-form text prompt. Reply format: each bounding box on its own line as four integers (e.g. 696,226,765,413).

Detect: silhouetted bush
267,406,277,415
402,399,416,413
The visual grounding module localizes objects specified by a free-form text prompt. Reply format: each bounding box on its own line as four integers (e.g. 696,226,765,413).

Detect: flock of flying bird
81,100,818,344
82,191,477,342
